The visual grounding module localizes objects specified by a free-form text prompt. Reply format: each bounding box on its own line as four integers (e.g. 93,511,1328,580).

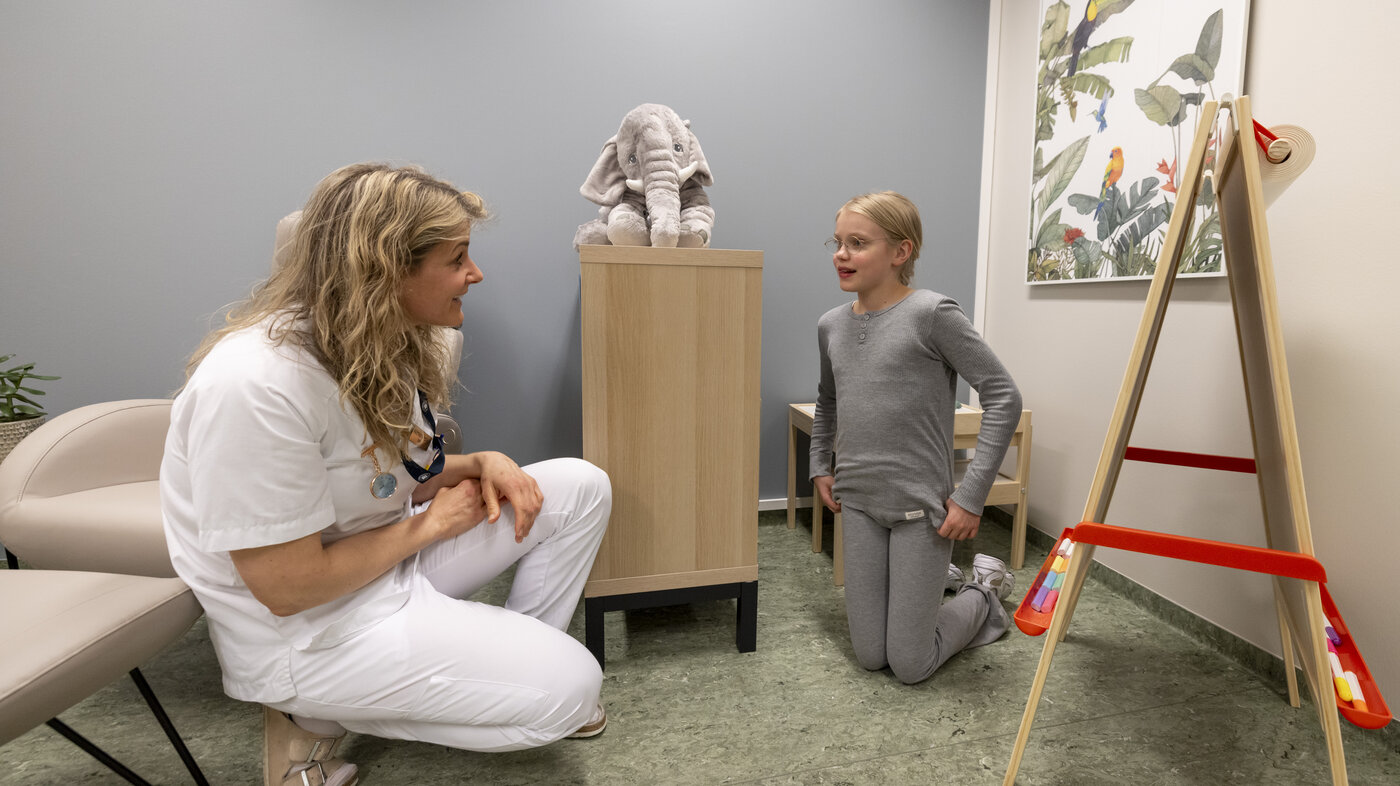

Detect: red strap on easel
1072,521,1326,582
1124,446,1257,474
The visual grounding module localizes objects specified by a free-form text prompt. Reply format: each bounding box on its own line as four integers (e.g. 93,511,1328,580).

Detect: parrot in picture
1094,146,1124,219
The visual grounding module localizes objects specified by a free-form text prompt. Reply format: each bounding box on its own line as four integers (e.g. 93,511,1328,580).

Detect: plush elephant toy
573,103,715,249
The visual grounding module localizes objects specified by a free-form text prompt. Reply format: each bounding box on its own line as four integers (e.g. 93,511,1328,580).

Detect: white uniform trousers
268,457,610,752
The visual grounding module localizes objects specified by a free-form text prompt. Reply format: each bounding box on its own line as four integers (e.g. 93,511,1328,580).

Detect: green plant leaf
1072,238,1103,278
1075,36,1134,72
1061,71,1114,101
1169,53,1215,84
1039,1,1072,61
1067,193,1101,216
1195,9,1224,69
1036,136,1091,216
1196,173,1216,207
1135,85,1183,126
1035,89,1059,143
1035,207,1063,241
1114,201,1172,256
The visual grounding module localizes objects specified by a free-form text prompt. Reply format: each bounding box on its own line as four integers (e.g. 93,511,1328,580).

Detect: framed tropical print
1027,0,1250,283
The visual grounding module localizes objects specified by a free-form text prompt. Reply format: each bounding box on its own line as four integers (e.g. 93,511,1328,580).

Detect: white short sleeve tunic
160,321,440,703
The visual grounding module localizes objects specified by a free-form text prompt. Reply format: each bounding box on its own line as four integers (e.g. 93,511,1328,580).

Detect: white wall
980,2,1400,704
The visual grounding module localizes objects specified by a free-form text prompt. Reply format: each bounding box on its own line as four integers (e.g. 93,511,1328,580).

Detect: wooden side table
788,403,1032,585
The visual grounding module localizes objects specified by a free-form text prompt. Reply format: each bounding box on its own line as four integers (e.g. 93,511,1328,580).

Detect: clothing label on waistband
905,509,925,520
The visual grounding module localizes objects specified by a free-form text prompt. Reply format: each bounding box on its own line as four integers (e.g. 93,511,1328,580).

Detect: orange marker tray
1013,527,1075,637
1322,585,1392,729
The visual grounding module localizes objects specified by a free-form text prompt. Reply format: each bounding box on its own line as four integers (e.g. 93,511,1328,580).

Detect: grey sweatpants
841,505,1010,684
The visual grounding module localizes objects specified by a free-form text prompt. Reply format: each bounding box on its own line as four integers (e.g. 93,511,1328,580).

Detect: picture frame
1026,0,1251,284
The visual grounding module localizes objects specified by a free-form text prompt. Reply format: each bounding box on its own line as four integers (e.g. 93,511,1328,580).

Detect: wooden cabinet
579,245,762,666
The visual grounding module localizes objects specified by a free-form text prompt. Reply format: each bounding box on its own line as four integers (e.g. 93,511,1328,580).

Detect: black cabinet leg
585,597,605,669
736,581,757,652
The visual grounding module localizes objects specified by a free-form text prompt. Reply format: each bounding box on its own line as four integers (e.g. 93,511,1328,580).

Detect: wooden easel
1002,96,1388,785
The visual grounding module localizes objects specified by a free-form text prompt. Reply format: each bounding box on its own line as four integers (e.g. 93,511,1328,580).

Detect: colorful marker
1344,672,1368,713
1327,652,1345,680
1032,583,1053,611
1334,673,1353,702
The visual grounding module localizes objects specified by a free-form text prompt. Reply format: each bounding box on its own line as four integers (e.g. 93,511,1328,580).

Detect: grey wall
0,0,989,500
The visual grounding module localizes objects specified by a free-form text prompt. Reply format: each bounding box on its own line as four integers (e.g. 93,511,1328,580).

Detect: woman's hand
814,475,841,513
421,478,490,540
477,452,543,542
938,499,980,541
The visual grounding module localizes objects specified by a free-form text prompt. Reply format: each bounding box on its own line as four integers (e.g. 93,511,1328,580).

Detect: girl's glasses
825,236,884,254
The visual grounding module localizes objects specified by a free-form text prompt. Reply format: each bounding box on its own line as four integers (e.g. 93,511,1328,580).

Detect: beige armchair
0,399,175,577
0,569,207,783
0,400,208,782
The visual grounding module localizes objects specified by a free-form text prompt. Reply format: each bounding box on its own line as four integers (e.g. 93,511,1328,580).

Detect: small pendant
408,427,432,449
371,472,398,499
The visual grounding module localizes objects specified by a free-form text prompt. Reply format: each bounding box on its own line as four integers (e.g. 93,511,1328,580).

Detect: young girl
809,191,1022,684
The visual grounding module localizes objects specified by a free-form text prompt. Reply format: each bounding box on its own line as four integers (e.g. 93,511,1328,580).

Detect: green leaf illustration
1169,53,1215,84
1075,36,1134,72
1035,89,1059,143
1135,85,1183,126
1195,9,1224,69
1035,135,1091,217
1040,1,1072,60
1035,208,1072,250
1072,237,1103,278
1061,71,1115,101
1067,192,1102,216
1114,201,1172,256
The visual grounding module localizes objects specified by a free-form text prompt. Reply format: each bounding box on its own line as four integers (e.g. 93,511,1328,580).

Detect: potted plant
0,355,60,465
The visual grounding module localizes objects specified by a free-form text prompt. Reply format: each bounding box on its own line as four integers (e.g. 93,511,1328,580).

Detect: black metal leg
585,597,605,669
4,546,17,570
129,668,210,785
45,718,153,786
736,581,758,652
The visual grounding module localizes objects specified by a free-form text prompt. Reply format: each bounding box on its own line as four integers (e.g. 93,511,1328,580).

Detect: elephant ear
683,120,713,186
580,137,627,206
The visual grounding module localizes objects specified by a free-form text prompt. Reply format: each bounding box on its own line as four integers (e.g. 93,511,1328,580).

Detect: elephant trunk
640,134,683,248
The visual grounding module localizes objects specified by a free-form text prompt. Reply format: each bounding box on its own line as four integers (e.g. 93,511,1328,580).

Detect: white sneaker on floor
971,553,1015,600
945,563,965,593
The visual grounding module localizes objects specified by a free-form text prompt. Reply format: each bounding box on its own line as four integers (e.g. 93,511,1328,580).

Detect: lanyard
401,389,445,483
366,390,445,499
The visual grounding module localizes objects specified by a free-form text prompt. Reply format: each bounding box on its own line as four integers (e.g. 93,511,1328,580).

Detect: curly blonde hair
186,163,488,460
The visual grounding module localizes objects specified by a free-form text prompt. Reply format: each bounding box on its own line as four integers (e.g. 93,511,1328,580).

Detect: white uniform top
160,318,440,703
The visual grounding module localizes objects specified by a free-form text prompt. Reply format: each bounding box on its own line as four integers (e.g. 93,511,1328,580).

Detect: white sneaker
971,553,1015,600
945,563,965,593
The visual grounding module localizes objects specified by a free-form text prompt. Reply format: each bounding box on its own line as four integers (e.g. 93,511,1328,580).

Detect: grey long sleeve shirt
809,289,1022,524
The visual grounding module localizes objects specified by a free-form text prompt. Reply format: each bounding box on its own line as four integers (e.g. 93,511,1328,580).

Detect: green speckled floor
3,511,1396,784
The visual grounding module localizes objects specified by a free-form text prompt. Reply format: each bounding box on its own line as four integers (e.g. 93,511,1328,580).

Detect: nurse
161,163,611,786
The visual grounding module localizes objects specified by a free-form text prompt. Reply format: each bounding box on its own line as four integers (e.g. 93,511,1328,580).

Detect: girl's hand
938,499,980,541
814,475,841,512
478,452,543,542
